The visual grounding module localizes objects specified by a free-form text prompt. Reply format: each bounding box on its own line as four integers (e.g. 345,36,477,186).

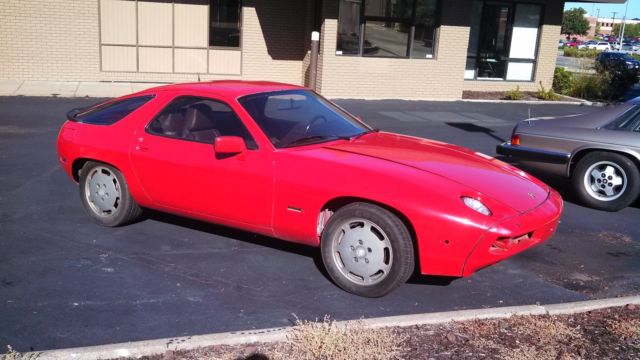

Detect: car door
129,94,274,232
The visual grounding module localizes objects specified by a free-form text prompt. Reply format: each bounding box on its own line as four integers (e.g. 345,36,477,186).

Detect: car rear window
74,95,154,125
604,105,640,131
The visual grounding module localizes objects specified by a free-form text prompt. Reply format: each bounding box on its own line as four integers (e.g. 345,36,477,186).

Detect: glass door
477,2,512,80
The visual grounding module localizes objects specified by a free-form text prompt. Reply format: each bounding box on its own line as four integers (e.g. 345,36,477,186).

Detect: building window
464,0,543,81
336,0,440,59
209,0,241,47
99,0,242,75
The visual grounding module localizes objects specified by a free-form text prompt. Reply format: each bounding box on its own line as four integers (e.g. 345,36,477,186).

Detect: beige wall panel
101,46,137,72
174,3,208,48
138,2,172,46
239,1,310,85
209,49,241,75
175,49,207,73
100,0,136,45
139,47,173,73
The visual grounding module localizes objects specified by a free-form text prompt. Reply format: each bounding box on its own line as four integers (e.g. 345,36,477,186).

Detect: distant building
594,16,640,36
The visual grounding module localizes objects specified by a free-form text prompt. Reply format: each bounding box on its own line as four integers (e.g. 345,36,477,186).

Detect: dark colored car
596,52,640,73
497,98,640,212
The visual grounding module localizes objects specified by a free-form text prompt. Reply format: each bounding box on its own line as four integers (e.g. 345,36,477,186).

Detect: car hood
521,103,632,130
324,132,548,213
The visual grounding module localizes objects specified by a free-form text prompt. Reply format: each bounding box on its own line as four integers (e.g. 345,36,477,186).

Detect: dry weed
509,315,583,344
0,346,37,360
271,316,405,360
498,345,559,360
607,318,640,340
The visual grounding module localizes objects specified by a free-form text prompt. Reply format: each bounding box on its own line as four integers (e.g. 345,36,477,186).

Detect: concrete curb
24,295,640,360
460,98,587,106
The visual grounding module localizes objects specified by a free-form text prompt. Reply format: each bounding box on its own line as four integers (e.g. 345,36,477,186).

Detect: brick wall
0,0,563,99
0,0,100,81
0,0,312,84
317,0,471,100
318,0,563,99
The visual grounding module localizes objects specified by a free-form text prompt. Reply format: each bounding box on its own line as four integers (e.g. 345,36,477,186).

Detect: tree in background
562,7,590,38
613,23,640,39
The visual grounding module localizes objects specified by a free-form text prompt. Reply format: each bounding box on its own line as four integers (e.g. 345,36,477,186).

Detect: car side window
75,95,154,125
147,96,257,149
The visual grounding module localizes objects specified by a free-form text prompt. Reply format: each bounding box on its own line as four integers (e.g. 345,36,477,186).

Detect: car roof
135,80,305,99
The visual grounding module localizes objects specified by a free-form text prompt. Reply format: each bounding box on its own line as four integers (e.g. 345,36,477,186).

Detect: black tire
78,161,142,227
572,152,640,212
320,202,414,297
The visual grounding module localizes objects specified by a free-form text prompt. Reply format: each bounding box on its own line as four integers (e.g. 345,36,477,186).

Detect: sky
565,1,640,20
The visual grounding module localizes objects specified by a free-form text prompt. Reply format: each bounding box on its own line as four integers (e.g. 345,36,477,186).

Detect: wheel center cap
98,189,106,197
355,246,366,258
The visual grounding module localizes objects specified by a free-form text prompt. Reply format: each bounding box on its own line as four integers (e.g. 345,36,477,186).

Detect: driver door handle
136,137,149,152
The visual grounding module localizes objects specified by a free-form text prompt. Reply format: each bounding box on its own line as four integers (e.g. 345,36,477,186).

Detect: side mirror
214,136,246,155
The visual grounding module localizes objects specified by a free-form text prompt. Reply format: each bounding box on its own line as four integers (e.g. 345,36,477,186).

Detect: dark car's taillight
511,134,521,146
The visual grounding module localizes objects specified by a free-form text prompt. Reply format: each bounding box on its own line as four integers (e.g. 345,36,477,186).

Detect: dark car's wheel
79,161,142,226
572,152,640,212
320,202,414,297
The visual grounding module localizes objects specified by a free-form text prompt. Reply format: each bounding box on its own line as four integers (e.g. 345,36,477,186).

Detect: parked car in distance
621,42,640,51
577,40,597,49
559,40,567,48
497,98,640,211
566,40,582,48
596,52,640,73
588,41,612,51
57,81,563,297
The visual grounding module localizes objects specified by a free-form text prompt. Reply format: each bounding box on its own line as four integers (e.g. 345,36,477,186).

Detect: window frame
145,95,258,149
464,1,545,82
208,0,242,49
98,0,242,74
336,0,442,60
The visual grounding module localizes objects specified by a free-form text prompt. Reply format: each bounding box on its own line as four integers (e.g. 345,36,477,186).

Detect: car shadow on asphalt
445,122,506,143
142,209,332,279
143,210,462,289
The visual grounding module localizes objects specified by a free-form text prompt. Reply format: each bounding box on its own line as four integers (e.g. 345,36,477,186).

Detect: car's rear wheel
79,161,142,226
572,152,640,212
320,202,414,297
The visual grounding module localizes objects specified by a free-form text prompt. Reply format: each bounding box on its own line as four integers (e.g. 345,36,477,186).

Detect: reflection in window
364,21,409,58
337,0,440,58
337,0,362,55
365,0,413,18
465,1,542,81
209,0,241,47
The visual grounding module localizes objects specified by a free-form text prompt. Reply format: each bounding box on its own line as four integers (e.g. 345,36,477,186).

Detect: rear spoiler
66,108,84,122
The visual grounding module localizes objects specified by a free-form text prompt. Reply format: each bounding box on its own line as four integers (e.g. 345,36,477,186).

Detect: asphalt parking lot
1,97,639,352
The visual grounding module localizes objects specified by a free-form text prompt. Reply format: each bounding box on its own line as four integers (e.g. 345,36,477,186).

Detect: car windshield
604,105,640,130
238,90,371,148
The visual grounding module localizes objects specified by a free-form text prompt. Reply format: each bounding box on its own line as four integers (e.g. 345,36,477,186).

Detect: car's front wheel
320,202,415,297
79,161,142,226
572,152,640,211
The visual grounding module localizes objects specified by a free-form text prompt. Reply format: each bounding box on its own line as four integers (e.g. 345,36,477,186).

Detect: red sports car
57,81,562,297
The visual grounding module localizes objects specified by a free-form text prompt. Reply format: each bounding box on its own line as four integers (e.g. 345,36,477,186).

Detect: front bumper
462,189,563,277
497,142,570,165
